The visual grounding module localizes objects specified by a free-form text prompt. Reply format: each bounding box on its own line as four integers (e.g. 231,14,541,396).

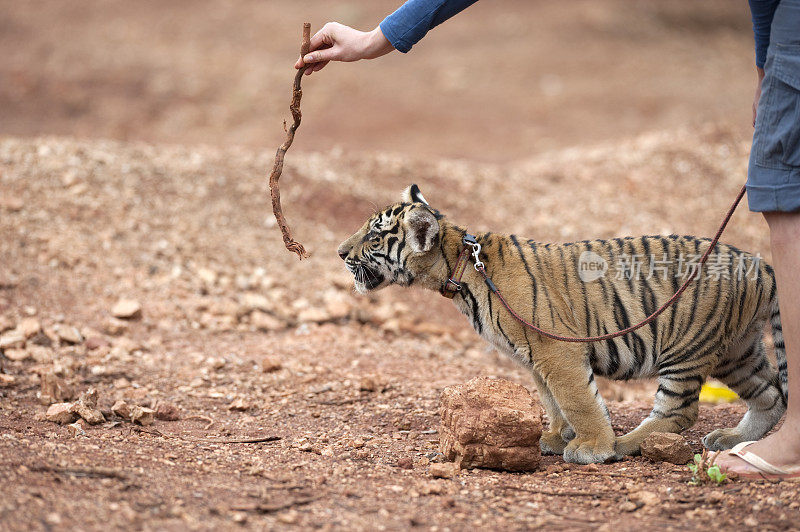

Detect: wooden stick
268,22,312,259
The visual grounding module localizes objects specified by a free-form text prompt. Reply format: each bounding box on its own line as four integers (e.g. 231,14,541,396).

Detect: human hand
753,67,765,127
294,23,394,76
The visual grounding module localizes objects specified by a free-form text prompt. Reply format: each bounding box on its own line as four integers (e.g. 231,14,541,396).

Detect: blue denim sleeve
379,0,479,53
748,0,780,68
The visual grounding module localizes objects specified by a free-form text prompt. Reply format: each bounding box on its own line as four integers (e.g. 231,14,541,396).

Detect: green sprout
688,450,728,486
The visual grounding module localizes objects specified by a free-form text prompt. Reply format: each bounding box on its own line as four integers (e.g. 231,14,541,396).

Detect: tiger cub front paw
540,430,568,455
563,436,616,464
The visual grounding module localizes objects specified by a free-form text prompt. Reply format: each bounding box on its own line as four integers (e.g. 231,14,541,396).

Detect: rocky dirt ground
3,0,800,530
2,130,799,530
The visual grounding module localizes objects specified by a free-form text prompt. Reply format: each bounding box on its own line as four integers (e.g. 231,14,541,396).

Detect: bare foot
714,420,800,476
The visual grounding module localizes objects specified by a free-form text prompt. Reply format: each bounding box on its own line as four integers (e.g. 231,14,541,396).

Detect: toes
614,438,641,457
563,439,615,464
540,432,567,455
703,428,744,451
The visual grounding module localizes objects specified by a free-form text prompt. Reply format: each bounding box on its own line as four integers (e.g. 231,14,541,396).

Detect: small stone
232,512,248,524
1,196,24,212
439,376,543,471
68,421,86,437
112,400,131,419
155,403,180,421
359,375,384,393
71,388,105,425
46,403,79,424
619,501,638,512
228,398,250,411
39,373,75,405
130,405,155,426
250,311,285,332
205,356,225,370
0,314,14,333
112,299,142,320
55,325,83,345
77,387,98,408
429,463,458,478
17,318,41,339
261,356,282,373
397,457,414,470
640,432,694,465
320,446,335,457
85,336,109,350
628,490,659,506
276,510,299,524
240,293,271,313
420,481,445,495
0,374,15,387
103,318,129,336
744,517,759,527
707,491,725,504
324,298,351,320
197,268,217,285
0,330,25,349
4,349,29,361
28,345,53,362
29,331,52,347
297,308,330,324
44,512,62,526
297,442,314,452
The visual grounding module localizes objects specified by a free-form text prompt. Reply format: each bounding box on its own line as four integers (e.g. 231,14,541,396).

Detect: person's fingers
304,46,340,64
308,26,332,52
295,56,304,69
304,60,329,76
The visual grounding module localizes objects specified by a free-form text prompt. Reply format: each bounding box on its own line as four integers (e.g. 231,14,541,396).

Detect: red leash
450,184,747,343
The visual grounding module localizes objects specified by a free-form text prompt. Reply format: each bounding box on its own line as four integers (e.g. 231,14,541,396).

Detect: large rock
640,432,694,464
439,377,543,471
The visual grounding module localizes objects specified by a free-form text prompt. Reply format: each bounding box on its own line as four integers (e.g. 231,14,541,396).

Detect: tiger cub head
338,184,444,294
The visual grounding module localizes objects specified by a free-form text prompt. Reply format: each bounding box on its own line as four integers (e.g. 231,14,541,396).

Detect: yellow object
699,382,739,404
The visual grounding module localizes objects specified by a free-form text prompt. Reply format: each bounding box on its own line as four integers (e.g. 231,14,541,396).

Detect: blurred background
1,0,757,162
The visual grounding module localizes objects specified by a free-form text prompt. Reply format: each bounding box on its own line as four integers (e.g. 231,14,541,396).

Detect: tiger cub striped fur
338,185,788,464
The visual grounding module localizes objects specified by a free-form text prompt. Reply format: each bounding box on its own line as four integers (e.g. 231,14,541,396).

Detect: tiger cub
337,185,787,464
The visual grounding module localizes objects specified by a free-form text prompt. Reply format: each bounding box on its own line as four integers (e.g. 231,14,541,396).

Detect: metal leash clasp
463,234,484,271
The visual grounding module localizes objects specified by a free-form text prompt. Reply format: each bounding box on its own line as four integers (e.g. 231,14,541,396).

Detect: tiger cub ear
404,207,439,253
401,184,430,206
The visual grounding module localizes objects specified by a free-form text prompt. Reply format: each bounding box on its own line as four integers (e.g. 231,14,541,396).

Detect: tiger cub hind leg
614,369,707,457
703,336,787,451
533,344,615,464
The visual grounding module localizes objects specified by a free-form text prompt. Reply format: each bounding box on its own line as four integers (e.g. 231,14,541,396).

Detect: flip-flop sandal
720,441,800,481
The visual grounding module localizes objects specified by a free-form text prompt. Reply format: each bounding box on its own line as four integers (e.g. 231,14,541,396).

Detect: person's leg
715,211,800,473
